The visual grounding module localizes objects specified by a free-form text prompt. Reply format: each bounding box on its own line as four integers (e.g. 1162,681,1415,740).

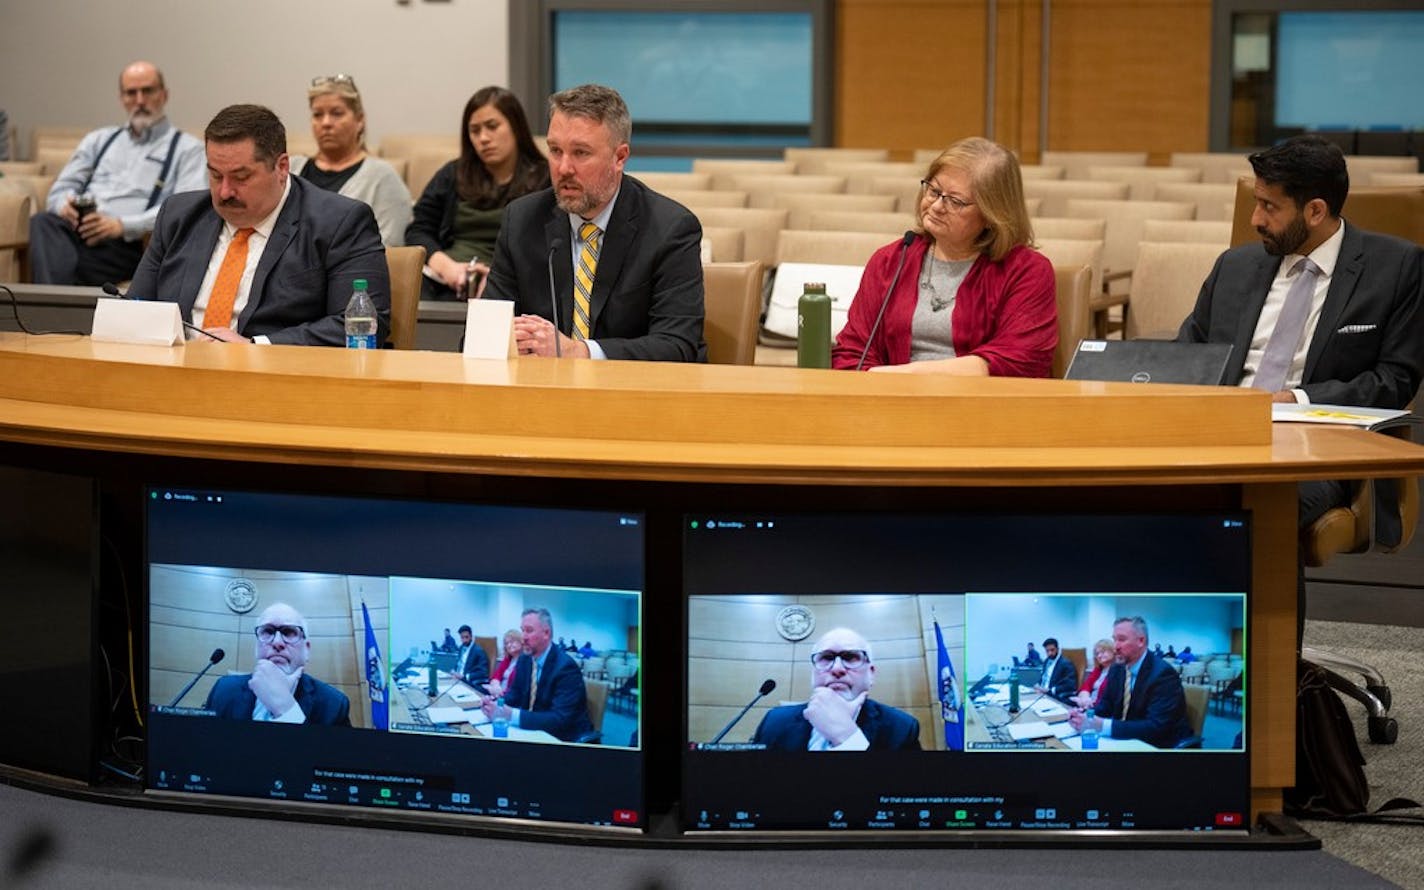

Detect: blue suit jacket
751,698,922,751
483,175,706,362
128,175,391,346
501,647,594,742
1092,652,1192,748
203,672,351,726
1178,222,1424,409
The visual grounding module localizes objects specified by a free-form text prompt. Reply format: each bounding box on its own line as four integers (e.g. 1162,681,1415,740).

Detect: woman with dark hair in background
405,86,549,300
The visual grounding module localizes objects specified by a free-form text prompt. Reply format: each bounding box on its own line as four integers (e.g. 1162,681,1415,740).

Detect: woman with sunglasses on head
405,86,549,301
832,136,1057,376
292,75,412,247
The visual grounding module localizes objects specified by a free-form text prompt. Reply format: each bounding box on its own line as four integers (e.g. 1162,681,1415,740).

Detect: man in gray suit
128,104,389,346
1178,135,1424,526
483,83,705,362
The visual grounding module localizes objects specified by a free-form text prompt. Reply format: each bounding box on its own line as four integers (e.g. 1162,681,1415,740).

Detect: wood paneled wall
836,0,1212,162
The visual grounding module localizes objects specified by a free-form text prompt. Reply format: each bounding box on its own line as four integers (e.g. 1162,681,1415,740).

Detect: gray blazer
128,175,391,346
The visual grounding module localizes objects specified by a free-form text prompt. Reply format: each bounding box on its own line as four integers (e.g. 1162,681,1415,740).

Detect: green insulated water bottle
797,282,831,368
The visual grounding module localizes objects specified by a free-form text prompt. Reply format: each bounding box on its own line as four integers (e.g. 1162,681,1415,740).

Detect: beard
1258,214,1309,257
128,108,158,136
554,170,618,217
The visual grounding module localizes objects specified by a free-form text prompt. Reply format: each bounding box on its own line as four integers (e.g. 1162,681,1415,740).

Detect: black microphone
854,231,917,371
168,648,225,708
101,282,224,342
546,238,564,358
709,678,776,744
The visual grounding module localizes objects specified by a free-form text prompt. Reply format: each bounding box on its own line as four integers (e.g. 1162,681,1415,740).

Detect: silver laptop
1065,339,1235,386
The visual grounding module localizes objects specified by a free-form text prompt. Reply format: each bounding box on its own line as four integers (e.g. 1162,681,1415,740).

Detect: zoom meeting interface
684,513,1251,834
146,487,644,830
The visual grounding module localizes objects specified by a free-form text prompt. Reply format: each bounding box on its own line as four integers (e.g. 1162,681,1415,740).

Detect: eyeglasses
811,649,870,670
255,624,306,644
920,180,976,213
311,74,358,90
122,85,162,98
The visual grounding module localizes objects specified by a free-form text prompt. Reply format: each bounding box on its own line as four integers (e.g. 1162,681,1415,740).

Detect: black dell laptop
1065,339,1235,385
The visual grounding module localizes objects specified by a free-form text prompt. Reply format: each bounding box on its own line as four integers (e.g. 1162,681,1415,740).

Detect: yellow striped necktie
574,222,601,340
1121,668,1132,719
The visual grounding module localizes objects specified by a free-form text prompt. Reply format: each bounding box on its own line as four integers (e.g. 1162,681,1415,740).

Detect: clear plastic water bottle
344,278,377,349
1081,712,1100,750
492,698,509,738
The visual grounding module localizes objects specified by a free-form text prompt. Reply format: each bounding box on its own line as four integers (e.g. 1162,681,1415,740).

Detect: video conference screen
145,487,645,831
684,512,1251,834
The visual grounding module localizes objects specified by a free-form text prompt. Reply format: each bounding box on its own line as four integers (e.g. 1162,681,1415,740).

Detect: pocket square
1337,324,1377,335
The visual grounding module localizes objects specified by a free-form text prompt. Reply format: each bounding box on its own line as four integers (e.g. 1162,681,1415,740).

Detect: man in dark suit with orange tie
1069,616,1191,748
481,607,593,743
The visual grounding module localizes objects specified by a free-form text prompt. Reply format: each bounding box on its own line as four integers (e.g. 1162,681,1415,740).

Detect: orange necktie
204,228,254,330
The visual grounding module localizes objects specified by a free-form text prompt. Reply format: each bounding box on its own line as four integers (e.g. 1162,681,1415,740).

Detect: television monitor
145,486,645,831
683,512,1250,834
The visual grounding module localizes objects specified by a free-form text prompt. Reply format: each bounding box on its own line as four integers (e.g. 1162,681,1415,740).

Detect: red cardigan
831,235,1058,376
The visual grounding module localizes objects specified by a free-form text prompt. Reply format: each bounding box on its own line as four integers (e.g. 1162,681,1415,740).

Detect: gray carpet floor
1299,620,1424,890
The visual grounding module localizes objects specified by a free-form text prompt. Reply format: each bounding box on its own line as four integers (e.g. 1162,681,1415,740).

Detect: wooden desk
2,332,1423,823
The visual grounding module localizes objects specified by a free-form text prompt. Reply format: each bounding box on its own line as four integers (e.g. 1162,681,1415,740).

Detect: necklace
922,255,969,312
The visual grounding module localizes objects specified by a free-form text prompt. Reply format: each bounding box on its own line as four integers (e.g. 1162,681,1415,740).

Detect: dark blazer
484,175,706,362
459,644,490,687
1091,652,1192,748
1040,656,1078,701
128,176,391,346
500,647,594,742
751,698,922,751
203,672,352,726
1178,222,1424,409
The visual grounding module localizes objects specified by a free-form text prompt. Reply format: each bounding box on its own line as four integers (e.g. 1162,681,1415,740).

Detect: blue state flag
934,618,963,750
362,600,388,730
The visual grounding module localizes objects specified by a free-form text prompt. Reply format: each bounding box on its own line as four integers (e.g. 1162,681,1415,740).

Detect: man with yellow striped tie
484,84,706,362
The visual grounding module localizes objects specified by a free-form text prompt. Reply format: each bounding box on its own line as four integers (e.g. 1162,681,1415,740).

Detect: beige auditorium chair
1344,155,1418,179
702,260,764,365
1140,218,1232,246
286,134,320,159
1025,180,1129,217
700,226,744,262
0,192,33,282
1086,165,1202,200
377,133,460,161
404,153,455,201
775,229,888,267
912,148,946,165
1050,263,1093,378
1032,217,1106,242
633,171,712,191
1370,172,1424,187
384,245,426,350
690,207,789,268
1168,152,1252,184
1040,150,1148,180
1024,197,1042,216
30,126,89,162
822,161,921,194
864,175,923,212
769,192,896,229
806,210,913,238
0,162,43,177
1034,238,1104,308
783,147,889,174
1122,241,1222,340
1064,198,1196,336
37,147,75,176
662,189,749,210
1019,164,1066,180
690,158,797,189
728,174,847,207
1152,182,1236,221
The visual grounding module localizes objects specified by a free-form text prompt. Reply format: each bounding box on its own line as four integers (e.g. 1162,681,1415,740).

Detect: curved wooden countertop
2,333,1421,486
